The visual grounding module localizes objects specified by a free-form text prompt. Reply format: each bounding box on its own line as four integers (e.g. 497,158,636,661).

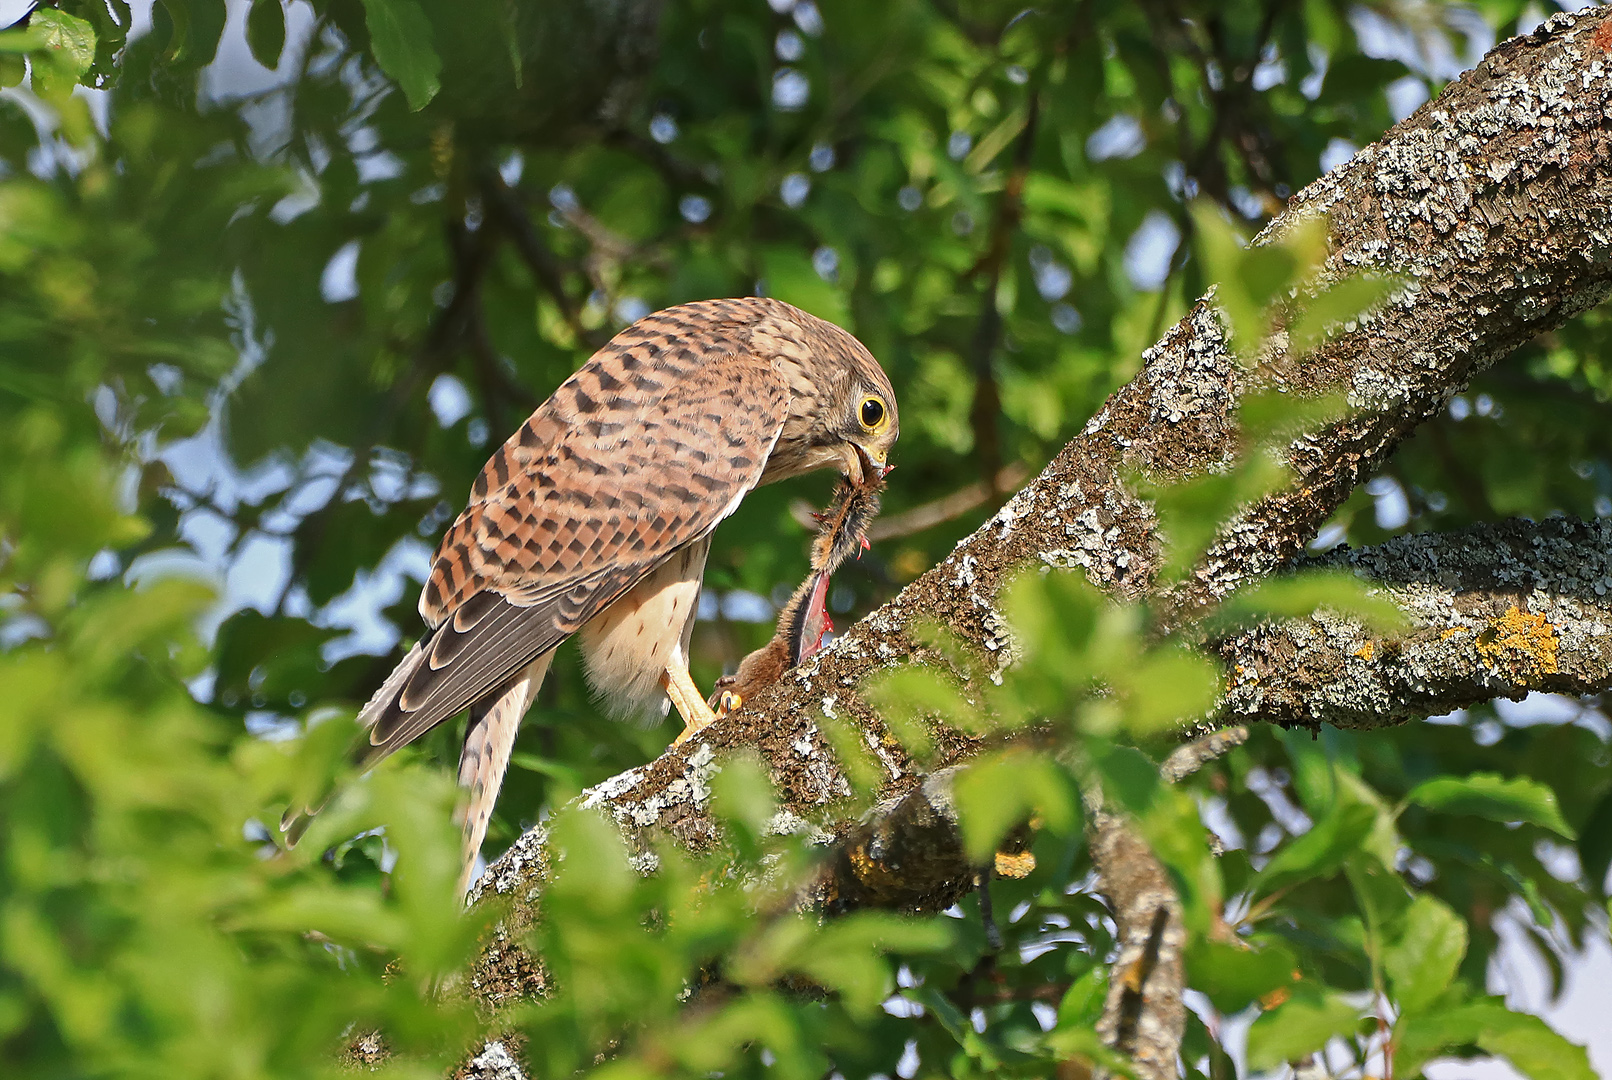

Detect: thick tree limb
469,514,1612,993
462,9,1612,1076
1219,517,1612,730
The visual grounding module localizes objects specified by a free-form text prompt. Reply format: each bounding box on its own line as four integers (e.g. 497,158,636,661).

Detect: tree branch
459,8,1612,1074
1216,517,1612,731
1089,811,1183,1080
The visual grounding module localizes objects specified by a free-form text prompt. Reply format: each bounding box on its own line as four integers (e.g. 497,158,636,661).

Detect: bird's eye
859,395,887,430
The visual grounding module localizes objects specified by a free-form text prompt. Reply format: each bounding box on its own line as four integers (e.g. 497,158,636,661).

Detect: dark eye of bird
861,397,885,428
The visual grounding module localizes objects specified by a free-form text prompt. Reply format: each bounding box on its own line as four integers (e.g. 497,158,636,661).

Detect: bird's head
835,377,899,487
750,299,900,487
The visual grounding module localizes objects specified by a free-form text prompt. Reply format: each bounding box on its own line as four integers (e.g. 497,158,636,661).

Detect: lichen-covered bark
461,10,1612,1078
1088,810,1184,1080
1219,517,1612,729
470,515,1612,998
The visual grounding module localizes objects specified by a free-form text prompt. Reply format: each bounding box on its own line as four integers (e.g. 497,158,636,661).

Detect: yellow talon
716,690,744,718
664,664,719,744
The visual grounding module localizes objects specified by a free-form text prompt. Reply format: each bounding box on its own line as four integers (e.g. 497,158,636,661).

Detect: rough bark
1219,517,1612,730
461,9,1612,1078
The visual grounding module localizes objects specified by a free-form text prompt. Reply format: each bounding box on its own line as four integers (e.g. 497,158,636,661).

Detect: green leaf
246,0,286,69
1478,1008,1597,1080
1289,272,1402,352
1237,388,1350,447
914,984,1006,1069
1089,742,1161,816
864,664,985,743
711,751,778,844
30,9,96,77
1146,452,1289,578
1245,987,1361,1073
1057,966,1109,1028
1250,800,1377,898
0,28,44,54
1187,937,1300,1014
816,710,885,798
359,0,441,110
1140,786,1223,936
1395,999,1596,1080
1383,894,1467,1014
1112,646,1220,734
800,913,953,1019
1210,569,1407,636
154,0,227,69
953,752,1075,863
1001,567,1104,673
1576,788,1612,898
1406,774,1575,839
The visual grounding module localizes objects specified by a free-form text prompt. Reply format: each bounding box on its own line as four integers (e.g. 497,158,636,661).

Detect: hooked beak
846,444,891,486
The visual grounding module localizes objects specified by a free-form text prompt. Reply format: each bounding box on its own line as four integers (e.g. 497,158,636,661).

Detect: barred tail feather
277,640,429,849
457,653,552,896
355,640,431,766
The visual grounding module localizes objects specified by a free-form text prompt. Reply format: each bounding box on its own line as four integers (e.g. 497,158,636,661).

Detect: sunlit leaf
1383,893,1467,1014
1396,999,1596,1080
30,9,95,79
1187,936,1300,1014
360,0,441,109
954,751,1076,864
1209,569,1408,635
1288,272,1402,351
1406,773,1575,839
1246,987,1362,1073
1251,800,1378,898
711,751,778,845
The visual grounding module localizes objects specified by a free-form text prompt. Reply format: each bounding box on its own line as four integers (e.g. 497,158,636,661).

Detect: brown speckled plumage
344,297,897,891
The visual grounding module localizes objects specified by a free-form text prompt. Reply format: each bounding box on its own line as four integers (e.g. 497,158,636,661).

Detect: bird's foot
714,689,743,718
664,664,719,744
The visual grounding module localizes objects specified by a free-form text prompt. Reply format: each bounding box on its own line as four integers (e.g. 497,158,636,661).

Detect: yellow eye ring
859,395,888,432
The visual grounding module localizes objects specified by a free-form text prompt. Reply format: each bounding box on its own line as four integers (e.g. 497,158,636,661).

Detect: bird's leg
664,661,720,744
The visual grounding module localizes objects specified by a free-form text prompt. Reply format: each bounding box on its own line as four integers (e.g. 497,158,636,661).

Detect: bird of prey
352,297,898,892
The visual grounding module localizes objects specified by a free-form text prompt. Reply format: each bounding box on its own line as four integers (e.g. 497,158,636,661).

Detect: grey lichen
1219,519,1612,730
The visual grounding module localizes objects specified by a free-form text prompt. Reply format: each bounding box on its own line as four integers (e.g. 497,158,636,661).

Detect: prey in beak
842,443,891,487
709,471,887,715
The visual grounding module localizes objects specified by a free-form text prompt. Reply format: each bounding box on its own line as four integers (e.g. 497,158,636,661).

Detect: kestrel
351,297,898,891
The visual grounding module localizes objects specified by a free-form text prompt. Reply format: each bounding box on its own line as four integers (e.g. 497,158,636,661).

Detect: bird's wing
358,341,792,764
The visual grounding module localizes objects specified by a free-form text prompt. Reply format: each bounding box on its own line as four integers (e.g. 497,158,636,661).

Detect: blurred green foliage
2,0,1610,1077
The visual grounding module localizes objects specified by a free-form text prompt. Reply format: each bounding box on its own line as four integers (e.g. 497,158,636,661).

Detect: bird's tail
278,640,432,849
456,654,552,895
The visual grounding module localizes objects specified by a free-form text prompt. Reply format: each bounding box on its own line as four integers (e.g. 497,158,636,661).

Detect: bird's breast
575,535,712,723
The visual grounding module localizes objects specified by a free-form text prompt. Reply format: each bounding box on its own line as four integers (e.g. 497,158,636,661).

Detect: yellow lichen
1440,626,1470,641
993,851,1036,879
847,842,883,885
1474,605,1559,678
1354,641,1375,661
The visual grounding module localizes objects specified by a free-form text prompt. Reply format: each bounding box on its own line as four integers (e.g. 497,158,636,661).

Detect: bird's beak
846,444,890,486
